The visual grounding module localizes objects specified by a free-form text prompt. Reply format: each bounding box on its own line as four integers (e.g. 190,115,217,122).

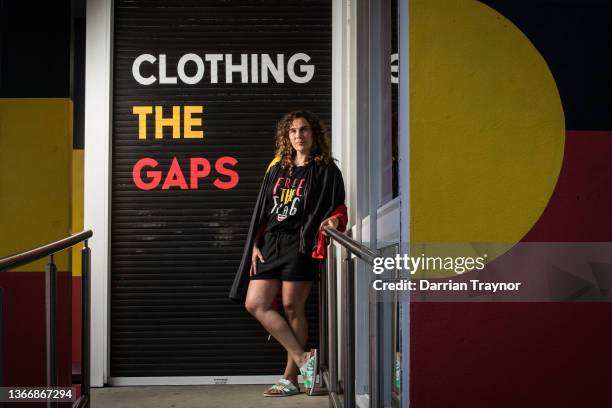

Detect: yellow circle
410,0,565,276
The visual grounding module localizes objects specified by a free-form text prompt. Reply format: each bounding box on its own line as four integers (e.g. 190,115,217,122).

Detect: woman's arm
319,204,348,235
312,204,348,260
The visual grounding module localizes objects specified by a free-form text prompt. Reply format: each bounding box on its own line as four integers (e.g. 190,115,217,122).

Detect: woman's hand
320,216,339,236
250,246,265,276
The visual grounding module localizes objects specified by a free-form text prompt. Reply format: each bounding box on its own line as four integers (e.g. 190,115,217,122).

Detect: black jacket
228,159,346,302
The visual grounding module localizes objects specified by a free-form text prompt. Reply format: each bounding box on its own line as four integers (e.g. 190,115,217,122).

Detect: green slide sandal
299,349,318,395
263,378,300,397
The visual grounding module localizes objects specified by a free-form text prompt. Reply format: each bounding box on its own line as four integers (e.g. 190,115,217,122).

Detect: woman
229,111,347,397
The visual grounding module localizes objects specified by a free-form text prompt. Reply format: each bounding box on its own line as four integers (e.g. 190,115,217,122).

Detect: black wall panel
0,0,70,97
111,0,331,377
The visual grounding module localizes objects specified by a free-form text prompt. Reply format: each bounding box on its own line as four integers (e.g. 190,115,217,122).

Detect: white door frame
84,0,113,387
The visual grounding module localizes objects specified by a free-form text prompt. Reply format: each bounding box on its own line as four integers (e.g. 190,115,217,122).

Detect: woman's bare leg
281,281,313,386
245,279,311,367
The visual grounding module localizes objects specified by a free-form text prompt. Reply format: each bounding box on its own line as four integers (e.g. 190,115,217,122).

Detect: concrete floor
91,385,330,408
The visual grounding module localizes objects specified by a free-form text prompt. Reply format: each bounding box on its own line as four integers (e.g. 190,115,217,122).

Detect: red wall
0,272,72,408
411,303,612,407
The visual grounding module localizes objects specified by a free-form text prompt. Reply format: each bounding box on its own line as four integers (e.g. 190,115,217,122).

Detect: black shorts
250,231,320,281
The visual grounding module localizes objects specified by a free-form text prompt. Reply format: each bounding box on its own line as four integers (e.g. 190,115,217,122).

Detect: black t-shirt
264,163,311,232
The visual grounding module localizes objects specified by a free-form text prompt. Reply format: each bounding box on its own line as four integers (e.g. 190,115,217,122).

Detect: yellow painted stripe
71,148,84,276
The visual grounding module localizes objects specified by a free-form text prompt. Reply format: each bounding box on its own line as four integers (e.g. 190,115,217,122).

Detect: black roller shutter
111,0,331,378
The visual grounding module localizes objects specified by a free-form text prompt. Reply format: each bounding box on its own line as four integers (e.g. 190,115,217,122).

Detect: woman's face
289,117,314,156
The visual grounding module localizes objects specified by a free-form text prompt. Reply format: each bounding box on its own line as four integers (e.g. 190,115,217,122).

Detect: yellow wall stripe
0,98,74,272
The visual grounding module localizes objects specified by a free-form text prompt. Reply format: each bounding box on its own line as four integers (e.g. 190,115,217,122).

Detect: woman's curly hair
275,110,332,171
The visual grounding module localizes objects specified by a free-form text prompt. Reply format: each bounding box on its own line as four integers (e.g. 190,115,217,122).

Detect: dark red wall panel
411,303,612,407
0,272,72,408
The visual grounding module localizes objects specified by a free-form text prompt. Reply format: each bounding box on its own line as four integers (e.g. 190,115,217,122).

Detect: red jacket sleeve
311,204,348,260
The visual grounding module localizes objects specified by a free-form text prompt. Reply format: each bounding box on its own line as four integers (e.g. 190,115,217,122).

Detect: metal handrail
323,226,380,265
0,230,93,271
319,226,383,408
0,231,92,408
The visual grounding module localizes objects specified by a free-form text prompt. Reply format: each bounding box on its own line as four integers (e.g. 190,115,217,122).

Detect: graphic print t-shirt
265,164,311,233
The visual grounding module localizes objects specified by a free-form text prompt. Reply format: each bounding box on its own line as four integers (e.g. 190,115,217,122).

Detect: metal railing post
45,254,58,408
369,286,379,407
81,242,91,407
342,252,355,408
318,240,330,392
339,248,346,395
327,244,338,395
